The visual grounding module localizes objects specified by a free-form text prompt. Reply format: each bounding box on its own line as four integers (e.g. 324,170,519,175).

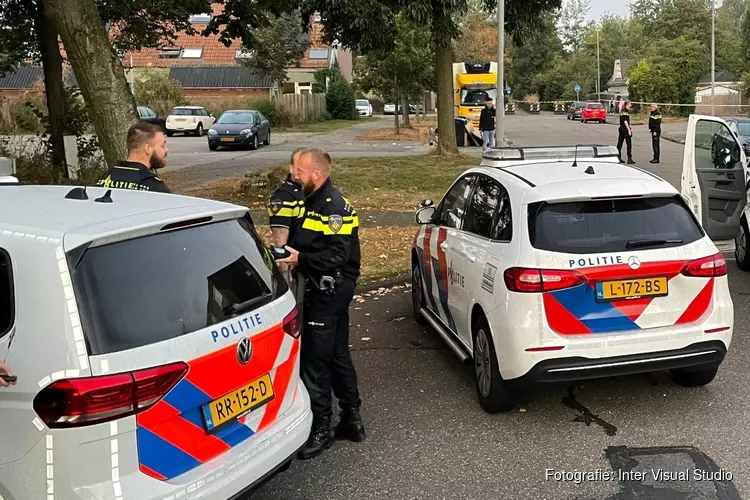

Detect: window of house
189,14,212,23
309,49,329,59
0,250,14,338
181,48,203,59
158,48,181,59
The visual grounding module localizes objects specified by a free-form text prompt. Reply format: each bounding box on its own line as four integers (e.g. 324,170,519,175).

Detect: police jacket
292,177,361,283
649,109,662,133
479,106,496,131
619,109,631,132
267,174,305,243
96,161,170,193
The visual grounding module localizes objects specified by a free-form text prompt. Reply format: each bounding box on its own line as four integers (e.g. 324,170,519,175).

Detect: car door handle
440,241,449,251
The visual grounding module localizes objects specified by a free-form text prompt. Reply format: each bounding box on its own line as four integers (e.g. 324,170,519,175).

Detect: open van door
681,114,747,254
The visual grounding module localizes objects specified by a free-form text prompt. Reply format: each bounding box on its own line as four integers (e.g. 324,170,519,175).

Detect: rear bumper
208,135,254,146
505,340,727,389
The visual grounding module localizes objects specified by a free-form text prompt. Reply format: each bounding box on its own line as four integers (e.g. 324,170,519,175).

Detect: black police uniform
649,108,662,163
291,177,364,459
96,161,170,193
268,174,306,305
617,107,634,164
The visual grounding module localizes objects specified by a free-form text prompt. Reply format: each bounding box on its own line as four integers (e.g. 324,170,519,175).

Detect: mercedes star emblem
627,256,641,270
236,337,252,365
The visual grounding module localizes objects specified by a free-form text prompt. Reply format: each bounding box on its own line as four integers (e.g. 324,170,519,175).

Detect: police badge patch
328,214,344,233
269,199,283,214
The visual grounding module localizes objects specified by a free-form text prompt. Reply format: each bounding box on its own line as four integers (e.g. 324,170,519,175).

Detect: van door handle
440,241,449,251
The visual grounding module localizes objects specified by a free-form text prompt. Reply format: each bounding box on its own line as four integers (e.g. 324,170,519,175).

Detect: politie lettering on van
0,185,312,500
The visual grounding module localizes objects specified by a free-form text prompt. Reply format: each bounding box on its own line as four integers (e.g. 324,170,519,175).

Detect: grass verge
278,117,375,133
180,154,474,211
253,225,414,282
355,118,436,143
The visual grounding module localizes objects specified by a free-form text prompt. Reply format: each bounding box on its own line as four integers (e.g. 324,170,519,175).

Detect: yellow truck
452,61,498,130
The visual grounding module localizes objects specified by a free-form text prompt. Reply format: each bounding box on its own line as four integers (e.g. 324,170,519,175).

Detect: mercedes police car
0,185,312,499
411,114,746,413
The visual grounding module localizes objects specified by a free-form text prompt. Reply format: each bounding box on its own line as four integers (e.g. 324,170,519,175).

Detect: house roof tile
169,65,272,88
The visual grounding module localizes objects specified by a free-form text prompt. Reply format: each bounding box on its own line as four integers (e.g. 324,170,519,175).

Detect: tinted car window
217,112,255,124
171,108,193,116
492,185,512,241
587,103,604,109
464,176,500,239
70,216,287,355
0,249,13,338
436,175,475,229
695,119,742,170
528,196,704,254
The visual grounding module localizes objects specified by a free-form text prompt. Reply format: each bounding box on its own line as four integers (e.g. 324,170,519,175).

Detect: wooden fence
695,93,746,116
276,93,326,123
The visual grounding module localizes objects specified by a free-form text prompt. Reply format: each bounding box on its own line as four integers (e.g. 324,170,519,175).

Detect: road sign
574,84,581,93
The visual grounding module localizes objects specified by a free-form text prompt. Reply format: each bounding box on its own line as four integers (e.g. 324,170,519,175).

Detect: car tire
209,144,218,151
411,261,427,325
166,131,173,137
196,123,203,137
472,314,516,413
736,217,750,271
250,135,259,150
670,364,719,387
264,130,271,146
278,459,292,473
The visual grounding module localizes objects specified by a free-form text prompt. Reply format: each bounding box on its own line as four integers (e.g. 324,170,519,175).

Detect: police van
0,186,312,499
411,114,746,413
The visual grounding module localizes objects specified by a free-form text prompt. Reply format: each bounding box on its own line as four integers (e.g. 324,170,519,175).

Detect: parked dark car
207,110,271,151
726,117,750,161
566,101,586,120
137,106,166,131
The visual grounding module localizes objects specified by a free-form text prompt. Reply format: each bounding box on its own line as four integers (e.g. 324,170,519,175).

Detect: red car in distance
581,102,607,123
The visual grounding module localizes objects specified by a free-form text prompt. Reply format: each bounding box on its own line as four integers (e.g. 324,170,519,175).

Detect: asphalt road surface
246,112,748,500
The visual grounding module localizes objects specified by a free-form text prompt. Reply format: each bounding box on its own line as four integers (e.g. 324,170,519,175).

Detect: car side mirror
416,204,435,225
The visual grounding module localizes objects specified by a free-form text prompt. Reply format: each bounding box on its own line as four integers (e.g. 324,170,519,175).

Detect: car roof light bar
482,145,619,162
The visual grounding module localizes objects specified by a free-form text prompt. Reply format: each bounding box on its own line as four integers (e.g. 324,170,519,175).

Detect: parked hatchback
208,110,271,151
165,106,216,137
0,185,312,499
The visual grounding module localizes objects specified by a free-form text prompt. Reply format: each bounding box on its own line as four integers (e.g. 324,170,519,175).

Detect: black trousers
652,131,661,161
300,278,361,419
617,129,632,160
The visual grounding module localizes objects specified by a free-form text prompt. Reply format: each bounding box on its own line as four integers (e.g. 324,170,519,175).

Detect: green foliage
134,68,186,116
249,98,283,127
507,11,562,98
628,59,679,104
325,62,357,120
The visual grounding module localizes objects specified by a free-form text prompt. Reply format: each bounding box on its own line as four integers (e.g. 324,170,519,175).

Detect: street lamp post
495,0,504,148
711,0,715,115
596,30,601,102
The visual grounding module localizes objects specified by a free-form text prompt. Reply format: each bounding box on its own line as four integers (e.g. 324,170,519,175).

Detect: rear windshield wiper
625,239,683,249
224,292,272,316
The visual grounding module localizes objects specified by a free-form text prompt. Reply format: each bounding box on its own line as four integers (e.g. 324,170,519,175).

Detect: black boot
334,408,366,442
627,158,635,164
298,416,333,460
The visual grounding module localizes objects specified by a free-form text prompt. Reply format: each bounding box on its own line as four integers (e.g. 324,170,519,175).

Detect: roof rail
482,145,619,163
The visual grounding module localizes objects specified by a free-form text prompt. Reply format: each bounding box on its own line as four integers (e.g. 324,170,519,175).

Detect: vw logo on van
236,337,253,365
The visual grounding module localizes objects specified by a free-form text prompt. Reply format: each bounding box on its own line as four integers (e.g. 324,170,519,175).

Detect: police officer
617,101,635,164
277,148,364,460
268,148,307,304
97,122,170,193
649,103,662,164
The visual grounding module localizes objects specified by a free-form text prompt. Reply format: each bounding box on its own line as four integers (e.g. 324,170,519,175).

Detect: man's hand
653,131,657,137
0,361,15,387
276,246,299,267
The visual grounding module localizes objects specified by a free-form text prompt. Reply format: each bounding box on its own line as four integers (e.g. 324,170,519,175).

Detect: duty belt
307,270,342,294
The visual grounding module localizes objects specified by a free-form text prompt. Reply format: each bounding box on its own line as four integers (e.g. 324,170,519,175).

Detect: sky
585,0,725,21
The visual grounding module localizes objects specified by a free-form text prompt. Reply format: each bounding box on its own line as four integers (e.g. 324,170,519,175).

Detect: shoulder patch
328,214,343,233
268,198,283,214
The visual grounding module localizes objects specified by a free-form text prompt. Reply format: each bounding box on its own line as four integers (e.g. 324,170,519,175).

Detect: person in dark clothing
617,101,635,164
479,99,496,152
96,122,171,193
277,148,364,460
649,103,662,164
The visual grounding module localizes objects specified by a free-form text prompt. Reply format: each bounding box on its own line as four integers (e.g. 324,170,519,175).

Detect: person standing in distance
479,98,496,153
268,148,307,304
276,148,364,460
97,122,171,193
617,101,635,164
649,103,662,164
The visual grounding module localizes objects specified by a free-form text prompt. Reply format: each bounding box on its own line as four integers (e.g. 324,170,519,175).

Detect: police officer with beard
277,148,365,460
97,122,171,193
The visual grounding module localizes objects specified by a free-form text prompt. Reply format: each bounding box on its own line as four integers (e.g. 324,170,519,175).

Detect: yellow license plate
596,277,668,301
220,137,235,142
201,373,274,431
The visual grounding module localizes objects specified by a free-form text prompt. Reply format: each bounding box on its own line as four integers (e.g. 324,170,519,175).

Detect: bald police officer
97,122,171,193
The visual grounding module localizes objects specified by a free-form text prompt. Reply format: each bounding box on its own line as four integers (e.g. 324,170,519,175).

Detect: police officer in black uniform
277,148,364,460
97,122,171,193
649,103,662,164
268,148,307,304
617,101,635,164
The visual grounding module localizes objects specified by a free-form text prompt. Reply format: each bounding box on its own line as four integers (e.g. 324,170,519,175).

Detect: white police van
0,185,312,499
411,114,745,413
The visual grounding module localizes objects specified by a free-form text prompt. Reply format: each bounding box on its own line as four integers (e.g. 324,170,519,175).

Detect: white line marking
45,434,54,500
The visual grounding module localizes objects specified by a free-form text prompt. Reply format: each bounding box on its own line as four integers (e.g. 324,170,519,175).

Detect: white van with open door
682,114,748,257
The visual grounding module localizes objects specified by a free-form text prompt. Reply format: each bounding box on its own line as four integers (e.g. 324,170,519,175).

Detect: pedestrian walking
479,99,496,153
96,122,171,193
276,148,365,460
649,103,662,164
617,101,635,164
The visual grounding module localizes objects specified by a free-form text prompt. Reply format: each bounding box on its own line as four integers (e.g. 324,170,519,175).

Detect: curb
662,135,685,145
356,274,410,293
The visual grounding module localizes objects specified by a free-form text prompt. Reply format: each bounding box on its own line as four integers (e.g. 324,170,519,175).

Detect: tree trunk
401,96,410,127
394,73,400,135
433,9,458,155
46,0,138,169
34,0,68,178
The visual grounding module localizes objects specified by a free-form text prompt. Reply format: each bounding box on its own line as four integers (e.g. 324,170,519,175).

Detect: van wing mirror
416,205,436,225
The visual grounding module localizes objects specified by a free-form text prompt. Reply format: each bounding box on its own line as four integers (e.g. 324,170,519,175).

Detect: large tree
454,10,499,62
558,0,592,53
507,11,562,99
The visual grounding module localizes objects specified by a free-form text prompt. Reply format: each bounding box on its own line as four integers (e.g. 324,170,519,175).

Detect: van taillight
283,306,302,338
681,253,727,277
33,362,188,429
504,267,586,293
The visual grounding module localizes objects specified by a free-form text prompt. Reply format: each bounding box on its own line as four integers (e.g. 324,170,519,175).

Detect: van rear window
69,216,287,355
528,196,704,254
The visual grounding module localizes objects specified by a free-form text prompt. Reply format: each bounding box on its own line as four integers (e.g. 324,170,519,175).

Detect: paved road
247,112,749,500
